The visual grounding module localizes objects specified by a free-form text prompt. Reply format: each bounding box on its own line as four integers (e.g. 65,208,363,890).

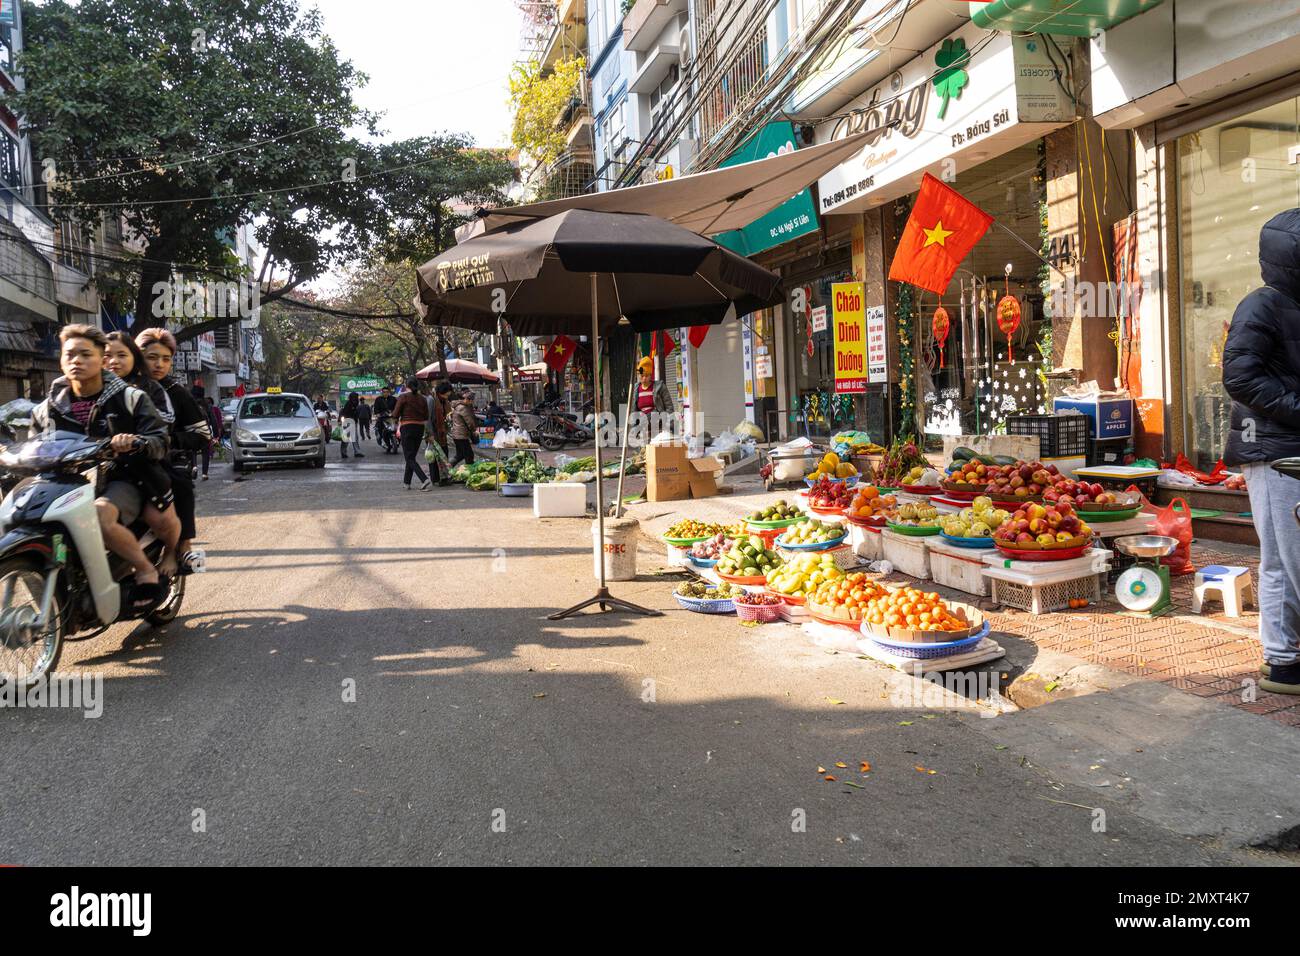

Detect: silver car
231,392,326,472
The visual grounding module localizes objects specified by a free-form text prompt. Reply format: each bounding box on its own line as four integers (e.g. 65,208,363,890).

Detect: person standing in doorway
1222,208,1300,696
635,356,675,429
450,389,479,468
393,378,431,490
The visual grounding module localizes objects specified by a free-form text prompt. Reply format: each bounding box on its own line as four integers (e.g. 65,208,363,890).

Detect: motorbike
532,401,592,451
0,431,187,687
375,415,399,454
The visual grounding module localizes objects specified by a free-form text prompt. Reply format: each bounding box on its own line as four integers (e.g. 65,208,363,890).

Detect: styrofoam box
533,482,587,518
847,523,884,561
924,538,991,597
881,528,932,580
1042,455,1087,478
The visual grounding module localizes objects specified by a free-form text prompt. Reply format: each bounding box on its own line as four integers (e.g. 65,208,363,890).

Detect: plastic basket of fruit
689,555,719,568
673,592,737,614
664,534,713,547
804,474,858,488
715,571,769,586
901,483,943,495
940,481,986,499
805,601,865,629
766,588,807,606
745,500,806,528
939,532,996,548
861,623,990,659
732,592,785,622
662,520,724,547
993,539,1091,561
775,531,847,550
844,512,887,528
987,491,1043,504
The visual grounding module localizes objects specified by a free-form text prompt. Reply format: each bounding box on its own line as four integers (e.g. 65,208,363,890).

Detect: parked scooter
0,431,188,686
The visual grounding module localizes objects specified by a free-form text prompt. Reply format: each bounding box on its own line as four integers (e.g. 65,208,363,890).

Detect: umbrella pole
548,274,660,620
612,350,638,519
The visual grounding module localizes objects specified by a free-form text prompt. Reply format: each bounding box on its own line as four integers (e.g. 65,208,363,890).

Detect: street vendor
636,356,675,419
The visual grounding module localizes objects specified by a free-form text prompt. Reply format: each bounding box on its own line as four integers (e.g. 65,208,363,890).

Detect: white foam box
881,528,932,580
533,481,587,518
1042,454,1086,478
924,537,993,597
847,523,884,561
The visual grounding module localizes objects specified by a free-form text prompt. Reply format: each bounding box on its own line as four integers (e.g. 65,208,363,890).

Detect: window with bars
0,23,13,77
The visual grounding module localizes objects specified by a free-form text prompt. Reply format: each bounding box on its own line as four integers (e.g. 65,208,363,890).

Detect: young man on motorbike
30,325,171,610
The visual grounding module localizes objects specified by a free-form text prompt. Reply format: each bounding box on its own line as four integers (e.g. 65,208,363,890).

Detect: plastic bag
705,430,740,457
330,426,343,442
733,420,765,442
1152,497,1194,576
493,427,532,448
554,453,575,470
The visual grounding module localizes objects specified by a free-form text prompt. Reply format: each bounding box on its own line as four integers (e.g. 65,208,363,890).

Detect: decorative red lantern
996,295,1022,363
932,307,951,368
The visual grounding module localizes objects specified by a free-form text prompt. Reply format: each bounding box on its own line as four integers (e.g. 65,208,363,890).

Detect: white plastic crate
988,574,1101,614
880,529,932,581
924,539,991,597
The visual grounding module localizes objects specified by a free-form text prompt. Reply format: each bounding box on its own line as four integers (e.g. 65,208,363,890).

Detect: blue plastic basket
858,621,991,659
674,592,737,614
689,555,719,568
804,475,859,489
774,531,847,551
938,533,997,549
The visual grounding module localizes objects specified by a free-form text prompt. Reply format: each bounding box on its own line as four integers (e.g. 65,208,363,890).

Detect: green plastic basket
745,514,808,529
886,522,942,537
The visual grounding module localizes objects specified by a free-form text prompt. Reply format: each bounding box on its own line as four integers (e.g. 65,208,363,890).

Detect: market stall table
980,547,1113,614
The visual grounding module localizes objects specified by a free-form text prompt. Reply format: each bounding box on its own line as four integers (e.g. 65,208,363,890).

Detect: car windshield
240,397,312,420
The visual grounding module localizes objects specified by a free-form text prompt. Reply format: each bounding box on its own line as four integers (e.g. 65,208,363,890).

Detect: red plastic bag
1173,453,1227,486
1152,497,1194,576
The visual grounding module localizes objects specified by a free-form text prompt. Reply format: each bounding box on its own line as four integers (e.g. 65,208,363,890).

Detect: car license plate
268,441,295,451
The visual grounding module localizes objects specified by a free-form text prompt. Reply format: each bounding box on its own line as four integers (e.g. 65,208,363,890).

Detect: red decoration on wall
996,295,1022,363
932,307,950,369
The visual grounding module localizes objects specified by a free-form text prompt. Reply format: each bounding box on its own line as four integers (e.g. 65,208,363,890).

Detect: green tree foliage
509,56,585,168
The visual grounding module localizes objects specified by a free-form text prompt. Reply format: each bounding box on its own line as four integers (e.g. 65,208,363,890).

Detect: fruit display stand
980,547,1113,614
880,528,932,580
924,537,993,598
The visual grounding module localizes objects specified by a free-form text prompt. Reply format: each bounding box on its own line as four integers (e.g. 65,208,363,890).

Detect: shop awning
459,131,876,240
970,0,1162,36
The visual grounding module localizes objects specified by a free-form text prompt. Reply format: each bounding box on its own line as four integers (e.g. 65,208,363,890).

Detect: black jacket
29,372,170,481
160,377,212,468
1222,209,1300,465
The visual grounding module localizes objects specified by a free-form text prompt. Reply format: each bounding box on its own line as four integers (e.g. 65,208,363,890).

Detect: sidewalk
624,484,1292,728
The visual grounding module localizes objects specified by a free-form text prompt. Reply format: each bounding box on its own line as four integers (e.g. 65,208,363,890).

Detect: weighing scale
1112,535,1178,617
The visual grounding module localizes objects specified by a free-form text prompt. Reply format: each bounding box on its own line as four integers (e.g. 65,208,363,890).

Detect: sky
309,0,519,149
301,0,521,292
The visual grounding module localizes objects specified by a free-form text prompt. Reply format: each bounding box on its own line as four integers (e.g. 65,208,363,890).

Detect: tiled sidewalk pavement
629,488,1296,727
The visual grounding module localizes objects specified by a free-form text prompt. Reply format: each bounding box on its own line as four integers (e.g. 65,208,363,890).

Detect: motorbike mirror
1272,457,1300,482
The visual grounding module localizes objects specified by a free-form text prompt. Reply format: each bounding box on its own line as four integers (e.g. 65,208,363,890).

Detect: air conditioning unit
678,27,690,69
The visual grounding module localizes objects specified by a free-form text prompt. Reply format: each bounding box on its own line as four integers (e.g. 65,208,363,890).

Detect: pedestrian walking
340,392,364,459
201,396,224,479
313,395,332,444
1222,208,1300,696
357,398,372,440
450,389,479,468
429,382,454,485
393,378,431,490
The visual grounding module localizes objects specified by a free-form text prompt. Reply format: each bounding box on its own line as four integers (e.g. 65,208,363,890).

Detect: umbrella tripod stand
548,274,662,621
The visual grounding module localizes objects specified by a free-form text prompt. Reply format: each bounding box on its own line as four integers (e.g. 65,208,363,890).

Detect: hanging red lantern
996,295,1022,363
932,307,951,369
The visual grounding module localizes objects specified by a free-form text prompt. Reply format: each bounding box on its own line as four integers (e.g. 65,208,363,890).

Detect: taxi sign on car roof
266,387,282,393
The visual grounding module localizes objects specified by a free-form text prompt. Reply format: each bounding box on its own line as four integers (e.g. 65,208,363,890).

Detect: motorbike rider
29,324,171,611
313,395,332,443
373,387,397,453
136,328,211,576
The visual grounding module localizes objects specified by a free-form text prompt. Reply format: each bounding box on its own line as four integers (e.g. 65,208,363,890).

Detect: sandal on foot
179,551,202,575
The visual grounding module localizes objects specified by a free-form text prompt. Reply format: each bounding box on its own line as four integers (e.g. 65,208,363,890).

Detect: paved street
0,444,1291,866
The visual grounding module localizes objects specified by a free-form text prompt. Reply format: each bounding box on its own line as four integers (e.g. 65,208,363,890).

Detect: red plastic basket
733,598,784,622
717,571,770,586
992,542,1091,561
901,483,943,495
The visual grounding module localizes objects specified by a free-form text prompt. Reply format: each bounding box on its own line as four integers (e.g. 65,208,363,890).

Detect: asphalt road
0,443,1278,865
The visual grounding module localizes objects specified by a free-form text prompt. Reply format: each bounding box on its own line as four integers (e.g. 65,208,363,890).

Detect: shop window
1178,97,1300,470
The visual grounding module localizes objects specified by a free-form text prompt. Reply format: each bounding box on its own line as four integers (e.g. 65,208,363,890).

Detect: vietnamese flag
657,330,676,357
543,334,576,371
888,173,994,295
688,326,709,349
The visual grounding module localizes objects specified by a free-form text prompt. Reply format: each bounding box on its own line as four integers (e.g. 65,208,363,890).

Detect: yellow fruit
822,452,840,469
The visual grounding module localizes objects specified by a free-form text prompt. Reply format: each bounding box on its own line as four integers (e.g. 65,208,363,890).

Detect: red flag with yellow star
543,334,576,372
888,173,993,295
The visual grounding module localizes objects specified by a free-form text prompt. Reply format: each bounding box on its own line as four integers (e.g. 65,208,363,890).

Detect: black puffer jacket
1222,208,1300,466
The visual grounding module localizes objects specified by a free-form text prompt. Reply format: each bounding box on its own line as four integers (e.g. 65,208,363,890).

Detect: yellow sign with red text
832,282,866,394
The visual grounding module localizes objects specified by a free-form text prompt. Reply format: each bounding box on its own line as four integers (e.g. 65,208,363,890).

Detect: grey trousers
1243,461,1300,664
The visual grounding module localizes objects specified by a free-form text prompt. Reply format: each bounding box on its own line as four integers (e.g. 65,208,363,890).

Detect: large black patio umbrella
414,209,783,620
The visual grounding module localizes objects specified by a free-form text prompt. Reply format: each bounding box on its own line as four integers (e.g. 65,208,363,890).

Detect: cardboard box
646,444,723,502
1054,397,1134,439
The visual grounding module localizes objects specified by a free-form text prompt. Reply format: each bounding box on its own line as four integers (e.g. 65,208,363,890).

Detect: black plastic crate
1006,414,1089,458
1087,438,1135,467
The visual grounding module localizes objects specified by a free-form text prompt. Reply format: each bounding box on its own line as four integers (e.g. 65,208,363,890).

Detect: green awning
969,0,1163,36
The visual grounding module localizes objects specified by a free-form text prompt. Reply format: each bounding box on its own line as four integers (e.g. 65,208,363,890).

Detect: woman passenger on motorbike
135,329,211,575
103,332,182,578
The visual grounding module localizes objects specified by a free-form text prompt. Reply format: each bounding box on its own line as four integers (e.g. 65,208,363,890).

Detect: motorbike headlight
301,426,322,440
235,427,258,443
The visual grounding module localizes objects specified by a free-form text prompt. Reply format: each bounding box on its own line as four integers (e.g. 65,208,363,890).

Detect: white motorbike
0,431,187,686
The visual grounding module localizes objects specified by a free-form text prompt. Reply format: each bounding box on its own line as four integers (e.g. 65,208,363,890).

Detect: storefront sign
513,366,544,383
742,323,755,411
197,331,216,364
714,122,820,257
815,23,1071,215
340,374,386,393
866,305,888,383
755,354,774,380
0,1,14,26
810,305,828,333
832,282,867,394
